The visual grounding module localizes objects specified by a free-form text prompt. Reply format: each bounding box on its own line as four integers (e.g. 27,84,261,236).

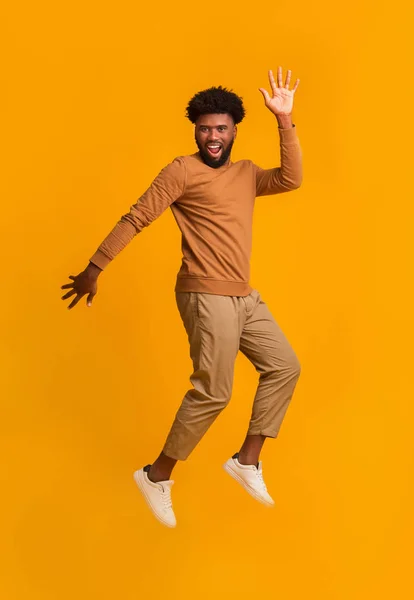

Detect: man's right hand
61,262,102,310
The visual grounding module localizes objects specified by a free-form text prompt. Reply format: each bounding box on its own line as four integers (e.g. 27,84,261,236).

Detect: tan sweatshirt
90,125,302,296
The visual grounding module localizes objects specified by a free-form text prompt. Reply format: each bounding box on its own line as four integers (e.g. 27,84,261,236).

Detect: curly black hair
185,86,246,124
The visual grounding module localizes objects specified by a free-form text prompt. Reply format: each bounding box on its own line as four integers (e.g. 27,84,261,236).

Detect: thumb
259,88,271,105
87,293,95,307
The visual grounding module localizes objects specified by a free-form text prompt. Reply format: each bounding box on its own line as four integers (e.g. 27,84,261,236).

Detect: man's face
194,113,237,168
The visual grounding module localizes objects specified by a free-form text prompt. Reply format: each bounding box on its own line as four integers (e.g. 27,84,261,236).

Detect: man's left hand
259,67,300,116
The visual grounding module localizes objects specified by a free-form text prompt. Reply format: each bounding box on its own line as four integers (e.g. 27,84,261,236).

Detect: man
61,67,302,528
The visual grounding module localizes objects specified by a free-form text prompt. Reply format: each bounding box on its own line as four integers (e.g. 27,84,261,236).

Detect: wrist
275,114,293,129
86,262,102,277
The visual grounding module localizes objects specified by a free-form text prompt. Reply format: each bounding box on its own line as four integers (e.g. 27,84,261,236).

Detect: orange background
2,1,414,598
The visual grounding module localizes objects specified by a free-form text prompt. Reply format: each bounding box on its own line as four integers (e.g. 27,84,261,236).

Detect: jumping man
61,66,302,527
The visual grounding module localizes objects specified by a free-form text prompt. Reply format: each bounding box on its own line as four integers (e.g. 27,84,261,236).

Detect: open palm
259,67,300,116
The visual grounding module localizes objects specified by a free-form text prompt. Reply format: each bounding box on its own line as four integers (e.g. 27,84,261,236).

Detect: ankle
237,453,258,467
147,452,177,483
147,463,175,483
147,466,165,483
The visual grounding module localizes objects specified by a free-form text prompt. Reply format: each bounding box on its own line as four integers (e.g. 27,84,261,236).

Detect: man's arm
90,157,186,269
255,67,303,196
61,157,186,309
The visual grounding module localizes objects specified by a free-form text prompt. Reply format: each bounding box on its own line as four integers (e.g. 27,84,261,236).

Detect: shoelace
255,468,268,491
161,487,172,510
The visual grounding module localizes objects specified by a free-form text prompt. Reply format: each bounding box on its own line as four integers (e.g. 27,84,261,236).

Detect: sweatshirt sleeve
89,157,186,269
254,125,303,197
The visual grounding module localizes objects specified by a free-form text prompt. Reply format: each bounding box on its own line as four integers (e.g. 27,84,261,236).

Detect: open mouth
206,144,223,158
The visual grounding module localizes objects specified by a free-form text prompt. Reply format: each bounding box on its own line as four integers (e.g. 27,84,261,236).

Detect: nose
207,130,219,141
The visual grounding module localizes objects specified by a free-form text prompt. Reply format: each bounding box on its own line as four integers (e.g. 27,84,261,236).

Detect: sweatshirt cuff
89,250,112,270
278,124,298,144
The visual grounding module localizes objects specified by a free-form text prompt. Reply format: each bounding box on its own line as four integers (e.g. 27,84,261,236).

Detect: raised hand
259,66,300,116
61,263,101,310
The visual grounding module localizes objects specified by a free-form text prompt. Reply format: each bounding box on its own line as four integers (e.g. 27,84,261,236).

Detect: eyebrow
198,124,228,128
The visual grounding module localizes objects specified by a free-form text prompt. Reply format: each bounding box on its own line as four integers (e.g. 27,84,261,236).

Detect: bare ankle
148,466,168,483
237,453,258,466
147,453,177,483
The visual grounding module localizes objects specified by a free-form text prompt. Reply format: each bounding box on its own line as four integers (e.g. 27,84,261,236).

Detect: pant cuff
247,429,279,438
162,446,189,461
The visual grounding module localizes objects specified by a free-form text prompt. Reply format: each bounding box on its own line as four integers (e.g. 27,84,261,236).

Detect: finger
259,88,271,104
268,70,278,95
277,66,283,87
61,290,77,300
86,292,95,307
61,283,74,289
285,69,292,89
292,78,300,92
68,294,83,310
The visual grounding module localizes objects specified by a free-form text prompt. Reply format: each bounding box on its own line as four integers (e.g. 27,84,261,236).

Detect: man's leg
239,288,301,461
223,289,300,506
161,291,242,462
135,290,242,526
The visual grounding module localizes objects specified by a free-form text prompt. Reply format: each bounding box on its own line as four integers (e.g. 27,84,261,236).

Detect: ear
234,124,238,139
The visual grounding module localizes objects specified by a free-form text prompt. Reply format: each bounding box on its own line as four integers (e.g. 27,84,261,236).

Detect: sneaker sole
223,462,275,507
133,470,176,528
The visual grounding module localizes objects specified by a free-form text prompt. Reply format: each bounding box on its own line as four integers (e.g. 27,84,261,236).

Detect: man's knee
289,354,301,379
186,388,232,414
265,353,301,380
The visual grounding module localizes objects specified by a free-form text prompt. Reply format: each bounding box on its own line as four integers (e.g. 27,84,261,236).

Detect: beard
195,136,235,169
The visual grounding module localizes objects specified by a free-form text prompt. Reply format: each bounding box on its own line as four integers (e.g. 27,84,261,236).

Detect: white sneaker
223,453,275,507
133,466,176,528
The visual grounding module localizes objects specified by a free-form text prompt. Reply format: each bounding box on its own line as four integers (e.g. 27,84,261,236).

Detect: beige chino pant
163,289,301,461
